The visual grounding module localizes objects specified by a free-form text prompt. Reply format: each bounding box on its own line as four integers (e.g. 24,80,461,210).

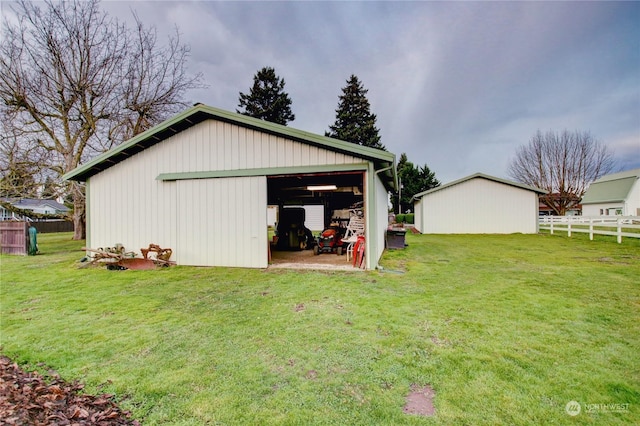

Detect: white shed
64,104,396,269
412,173,545,234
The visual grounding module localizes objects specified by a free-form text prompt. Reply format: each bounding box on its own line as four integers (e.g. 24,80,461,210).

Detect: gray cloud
47,1,640,181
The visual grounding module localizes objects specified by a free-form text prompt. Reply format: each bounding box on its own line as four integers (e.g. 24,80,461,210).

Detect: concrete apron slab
269,262,363,271
269,247,364,271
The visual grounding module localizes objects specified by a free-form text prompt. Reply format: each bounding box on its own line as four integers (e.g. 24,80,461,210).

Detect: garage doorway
267,171,365,269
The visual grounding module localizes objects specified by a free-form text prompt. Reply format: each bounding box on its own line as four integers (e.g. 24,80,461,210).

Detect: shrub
395,214,406,223
405,213,414,224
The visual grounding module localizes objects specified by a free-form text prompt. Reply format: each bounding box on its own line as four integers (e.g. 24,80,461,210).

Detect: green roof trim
581,176,638,204
63,104,396,189
157,163,370,181
411,172,547,201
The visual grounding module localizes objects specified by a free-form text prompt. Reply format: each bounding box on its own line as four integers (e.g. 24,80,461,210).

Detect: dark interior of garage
267,171,364,223
267,171,365,267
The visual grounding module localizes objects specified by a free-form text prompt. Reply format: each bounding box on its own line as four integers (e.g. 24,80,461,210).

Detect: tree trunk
70,183,86,240
73,206,86,240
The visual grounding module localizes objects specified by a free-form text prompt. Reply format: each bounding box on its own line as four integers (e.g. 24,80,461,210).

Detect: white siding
86,119,363,267
146,121,361,173
582,203,626,216
414,199,423,233
86,157,177,255
283,205,324,231
419,178,539,234
626,180,640,215
177,177,267,267
372,172,389,268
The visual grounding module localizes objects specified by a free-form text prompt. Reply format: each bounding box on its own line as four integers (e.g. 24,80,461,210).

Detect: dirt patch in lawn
0,354,139,425
403,384,436,417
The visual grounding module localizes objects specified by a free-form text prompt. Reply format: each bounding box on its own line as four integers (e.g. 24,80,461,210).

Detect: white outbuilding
412,173,546,234
64,104,396,269
581,168,640,216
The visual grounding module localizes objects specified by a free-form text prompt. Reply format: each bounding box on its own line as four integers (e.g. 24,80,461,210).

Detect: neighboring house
581,168,640,216
412,173,546,234
64,104,396,269
538,194,581,216
0,198,70,220
0,204,18,221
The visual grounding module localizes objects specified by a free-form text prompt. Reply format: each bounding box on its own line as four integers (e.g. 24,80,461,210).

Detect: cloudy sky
8,1,640,183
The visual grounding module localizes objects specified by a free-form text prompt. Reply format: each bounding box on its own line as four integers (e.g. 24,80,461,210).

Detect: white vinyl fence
539,216,640,243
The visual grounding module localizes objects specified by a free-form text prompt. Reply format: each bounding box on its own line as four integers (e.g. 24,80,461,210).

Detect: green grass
1,232,639,425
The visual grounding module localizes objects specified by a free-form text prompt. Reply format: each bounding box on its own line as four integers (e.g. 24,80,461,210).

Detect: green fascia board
411,172,547,201
157,163,370,181
63,104,396,188
581,177,637,204
62,106,202,182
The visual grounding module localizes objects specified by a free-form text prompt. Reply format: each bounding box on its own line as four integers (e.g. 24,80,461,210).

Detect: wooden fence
539,216,640,243
30,220,74,234
0,221,28,255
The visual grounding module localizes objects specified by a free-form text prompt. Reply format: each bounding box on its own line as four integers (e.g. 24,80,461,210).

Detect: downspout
373,165,395,271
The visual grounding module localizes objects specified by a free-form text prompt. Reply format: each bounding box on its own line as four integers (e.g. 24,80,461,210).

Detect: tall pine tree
326,75,385,150
237,67,295,125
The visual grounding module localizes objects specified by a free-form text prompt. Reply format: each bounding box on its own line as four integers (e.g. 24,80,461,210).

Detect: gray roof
412,172,547,201
2,198,70,212
581,168,640,204
63,104,397,190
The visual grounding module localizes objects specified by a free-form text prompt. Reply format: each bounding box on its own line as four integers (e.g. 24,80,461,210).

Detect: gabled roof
2,198,69,212
62,104,396,189
590,168,640,183
412,172,547,201
581,168,640,204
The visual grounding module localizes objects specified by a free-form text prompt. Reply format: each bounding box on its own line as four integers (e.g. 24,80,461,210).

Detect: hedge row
395,213,414,224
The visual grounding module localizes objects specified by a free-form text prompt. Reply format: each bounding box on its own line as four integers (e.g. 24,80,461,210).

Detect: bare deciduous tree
1,114,51,198
508,129,616,215
0,0,204,239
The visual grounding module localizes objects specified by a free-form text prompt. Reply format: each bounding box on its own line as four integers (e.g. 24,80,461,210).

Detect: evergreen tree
326,75,385,150
237,67,295,125
392,153,440,213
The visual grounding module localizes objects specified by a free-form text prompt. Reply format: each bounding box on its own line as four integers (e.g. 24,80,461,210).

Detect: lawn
1,232,639,425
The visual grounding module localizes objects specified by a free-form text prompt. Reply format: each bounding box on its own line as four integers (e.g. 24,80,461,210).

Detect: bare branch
508,129,616,215
0,0,205,238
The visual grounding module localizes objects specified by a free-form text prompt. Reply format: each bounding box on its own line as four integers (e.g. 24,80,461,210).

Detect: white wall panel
176,176,267,267
419,178,539,234
373,173,390,267
86,153,178,255
628,180,640,215
414,199,423,233
144,120,362,171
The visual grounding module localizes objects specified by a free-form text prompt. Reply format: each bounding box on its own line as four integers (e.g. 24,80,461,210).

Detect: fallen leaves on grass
0,355,139,425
